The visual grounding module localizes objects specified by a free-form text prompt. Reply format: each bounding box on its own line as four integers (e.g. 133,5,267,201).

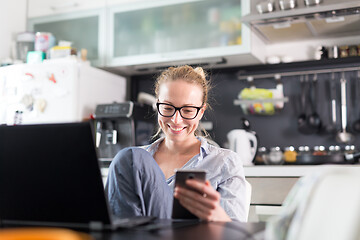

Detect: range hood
241,0,360,43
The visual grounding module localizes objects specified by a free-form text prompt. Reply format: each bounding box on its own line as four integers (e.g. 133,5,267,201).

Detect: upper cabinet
27,0,266,74
28,0,106,18
242,0,360,43
106,0,265,74
27,8,106,66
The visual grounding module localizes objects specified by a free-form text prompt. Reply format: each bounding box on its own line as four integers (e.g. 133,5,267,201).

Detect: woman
105,65,247,222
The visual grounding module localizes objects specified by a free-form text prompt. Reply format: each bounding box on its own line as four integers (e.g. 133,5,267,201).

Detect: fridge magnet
48,73,57,83
20,94,34,111
24,72,34,79
34,98,47,113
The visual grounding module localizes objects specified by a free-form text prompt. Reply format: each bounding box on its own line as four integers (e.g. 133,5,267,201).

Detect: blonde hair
153,65,212,138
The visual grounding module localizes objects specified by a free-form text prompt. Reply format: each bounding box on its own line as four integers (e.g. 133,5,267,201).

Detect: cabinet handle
51,2,79,11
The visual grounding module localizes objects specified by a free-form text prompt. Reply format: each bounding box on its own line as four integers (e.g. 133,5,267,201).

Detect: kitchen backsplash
130,57,360,150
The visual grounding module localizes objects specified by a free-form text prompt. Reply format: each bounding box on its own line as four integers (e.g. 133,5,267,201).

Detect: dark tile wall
130,57,360,150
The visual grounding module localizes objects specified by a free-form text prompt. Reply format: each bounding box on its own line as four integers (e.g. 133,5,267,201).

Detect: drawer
246,177,299,205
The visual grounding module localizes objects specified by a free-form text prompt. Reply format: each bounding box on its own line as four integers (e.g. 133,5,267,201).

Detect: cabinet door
28,10,106,66
108,0,252,67
28,0,106,18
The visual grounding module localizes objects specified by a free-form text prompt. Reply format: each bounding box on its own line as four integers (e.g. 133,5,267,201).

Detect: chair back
245,180,252,221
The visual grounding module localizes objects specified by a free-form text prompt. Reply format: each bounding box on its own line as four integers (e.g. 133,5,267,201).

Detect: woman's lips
168,125,186,133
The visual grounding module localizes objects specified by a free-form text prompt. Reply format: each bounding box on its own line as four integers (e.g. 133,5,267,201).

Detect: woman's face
157,80,205,143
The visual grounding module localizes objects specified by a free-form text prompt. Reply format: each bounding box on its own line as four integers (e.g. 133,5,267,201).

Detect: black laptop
0,122,153,230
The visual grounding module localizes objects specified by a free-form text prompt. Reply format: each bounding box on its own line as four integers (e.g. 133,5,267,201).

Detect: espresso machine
94,101,156,160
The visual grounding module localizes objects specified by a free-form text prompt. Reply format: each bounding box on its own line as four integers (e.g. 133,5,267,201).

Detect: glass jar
266,146,284,165
339,45,349,58
283,146,297,163
313,145,327,156
298,146,311,156
254,147,267,165
329,145,341,155
344,145,356,154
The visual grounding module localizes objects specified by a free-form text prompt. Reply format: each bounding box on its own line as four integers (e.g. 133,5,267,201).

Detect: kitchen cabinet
28,0,106,18
105,0,265,74
27,0,265,73
28,9,106,66
244,165,360,222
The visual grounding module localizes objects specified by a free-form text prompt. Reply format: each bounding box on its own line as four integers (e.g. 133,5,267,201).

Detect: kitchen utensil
326,73,337,133
256,0,275,14
307,74,322,133
336,74,354,143
304,0,323,6
227,129,258,166
298,75,312,134
279,0,297,10
298,76,308,133
352,71,360,132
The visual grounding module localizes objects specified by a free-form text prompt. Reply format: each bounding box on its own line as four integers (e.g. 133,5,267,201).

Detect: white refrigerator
0,58,126,125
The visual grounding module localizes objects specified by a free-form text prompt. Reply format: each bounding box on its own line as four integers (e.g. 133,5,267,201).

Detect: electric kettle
227,129,258,166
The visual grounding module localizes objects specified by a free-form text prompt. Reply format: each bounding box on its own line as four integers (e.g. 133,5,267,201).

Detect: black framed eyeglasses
156,102,203,120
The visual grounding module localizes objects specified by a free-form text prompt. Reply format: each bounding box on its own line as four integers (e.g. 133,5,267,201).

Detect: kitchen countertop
101,165,360,178
244,164,360,177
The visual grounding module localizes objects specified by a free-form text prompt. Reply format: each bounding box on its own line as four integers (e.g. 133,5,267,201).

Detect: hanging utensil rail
237,66,360,80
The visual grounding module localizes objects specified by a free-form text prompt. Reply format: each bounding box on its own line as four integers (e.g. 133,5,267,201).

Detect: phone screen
172,170,206,219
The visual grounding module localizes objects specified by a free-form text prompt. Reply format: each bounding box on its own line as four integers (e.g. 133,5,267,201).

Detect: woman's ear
199,104,206,119
201,104,207,112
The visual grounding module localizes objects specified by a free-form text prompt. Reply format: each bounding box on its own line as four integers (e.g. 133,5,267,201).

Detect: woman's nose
171,110,183,123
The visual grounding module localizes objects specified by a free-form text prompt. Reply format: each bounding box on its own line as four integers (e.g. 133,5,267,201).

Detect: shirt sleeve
217,151,248,222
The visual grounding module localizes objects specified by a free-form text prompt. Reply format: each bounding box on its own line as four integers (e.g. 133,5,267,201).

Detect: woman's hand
174,179,231,222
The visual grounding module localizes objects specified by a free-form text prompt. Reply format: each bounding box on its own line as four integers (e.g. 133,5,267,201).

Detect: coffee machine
94,101,156,160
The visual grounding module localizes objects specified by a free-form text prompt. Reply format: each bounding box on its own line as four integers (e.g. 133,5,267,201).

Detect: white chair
265,168,360,240
245,180,252,222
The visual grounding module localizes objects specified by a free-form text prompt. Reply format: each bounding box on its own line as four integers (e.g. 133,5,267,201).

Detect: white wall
0,1,27,61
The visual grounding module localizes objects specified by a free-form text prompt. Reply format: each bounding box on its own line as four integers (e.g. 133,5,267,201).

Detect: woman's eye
183,109,195,113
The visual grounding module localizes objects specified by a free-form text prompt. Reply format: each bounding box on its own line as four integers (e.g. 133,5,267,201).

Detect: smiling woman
105,65,248,222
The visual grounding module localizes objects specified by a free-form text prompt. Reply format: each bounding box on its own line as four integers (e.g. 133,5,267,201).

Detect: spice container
313,145,327,156
344,145,356,154
349,45,358,57
298,146,311,156
283,146,297,163
339,45,349,58
265,146,284,165
254,147,268,165
328,145,341,155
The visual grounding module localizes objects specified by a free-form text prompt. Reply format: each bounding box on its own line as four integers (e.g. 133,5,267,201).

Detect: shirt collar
146,136,211,161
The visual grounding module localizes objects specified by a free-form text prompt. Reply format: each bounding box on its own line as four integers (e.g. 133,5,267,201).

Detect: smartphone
172,170,206,219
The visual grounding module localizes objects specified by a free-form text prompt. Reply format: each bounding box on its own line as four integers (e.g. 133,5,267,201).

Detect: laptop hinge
89,221,104,231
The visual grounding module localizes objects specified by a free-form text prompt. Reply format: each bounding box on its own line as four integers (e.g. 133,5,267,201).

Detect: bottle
283,146,297,163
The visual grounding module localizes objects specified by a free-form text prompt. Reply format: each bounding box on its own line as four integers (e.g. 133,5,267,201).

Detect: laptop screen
0,122,111,228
